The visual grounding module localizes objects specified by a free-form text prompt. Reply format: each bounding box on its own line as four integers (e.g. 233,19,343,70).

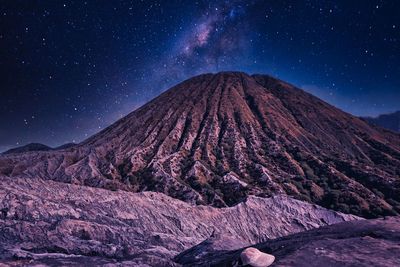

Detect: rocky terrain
0,176,357,266
176,216,400,267
0,72,399,218
363,110,400,133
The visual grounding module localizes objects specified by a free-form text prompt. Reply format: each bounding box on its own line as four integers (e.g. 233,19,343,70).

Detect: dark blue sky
0,0,399,151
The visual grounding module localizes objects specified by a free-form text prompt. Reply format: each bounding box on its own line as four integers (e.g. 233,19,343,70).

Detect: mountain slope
0,72,399,217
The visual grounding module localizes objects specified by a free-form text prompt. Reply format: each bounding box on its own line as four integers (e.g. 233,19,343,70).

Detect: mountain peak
1,73,399,218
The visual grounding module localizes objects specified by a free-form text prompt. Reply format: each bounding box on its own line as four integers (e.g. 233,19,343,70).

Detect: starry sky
0,0,399,151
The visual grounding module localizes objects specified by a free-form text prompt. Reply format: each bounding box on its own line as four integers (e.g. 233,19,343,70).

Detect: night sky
1,0,399,151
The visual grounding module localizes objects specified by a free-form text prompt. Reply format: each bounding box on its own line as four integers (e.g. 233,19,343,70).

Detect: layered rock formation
0,177,357,266
0,72,399,217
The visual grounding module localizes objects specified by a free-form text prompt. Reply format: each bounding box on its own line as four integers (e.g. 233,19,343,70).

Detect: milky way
145,1,257,93
0,0,399,151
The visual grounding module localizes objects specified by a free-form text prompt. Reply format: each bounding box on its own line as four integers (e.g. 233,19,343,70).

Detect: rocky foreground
176,216,400,267
0,176,357,266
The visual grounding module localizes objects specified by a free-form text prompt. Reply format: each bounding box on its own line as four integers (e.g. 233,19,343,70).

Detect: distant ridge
2,142,77,155
363,111,400,133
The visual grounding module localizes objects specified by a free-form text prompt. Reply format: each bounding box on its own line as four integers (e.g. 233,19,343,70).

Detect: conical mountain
1,72,399,217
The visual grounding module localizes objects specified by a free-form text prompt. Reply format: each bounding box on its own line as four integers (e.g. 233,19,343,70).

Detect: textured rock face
176,216,400,267
0,72,399,217
0,177,357,266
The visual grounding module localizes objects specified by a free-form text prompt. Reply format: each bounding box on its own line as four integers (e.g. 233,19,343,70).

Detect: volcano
1,72,399,217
